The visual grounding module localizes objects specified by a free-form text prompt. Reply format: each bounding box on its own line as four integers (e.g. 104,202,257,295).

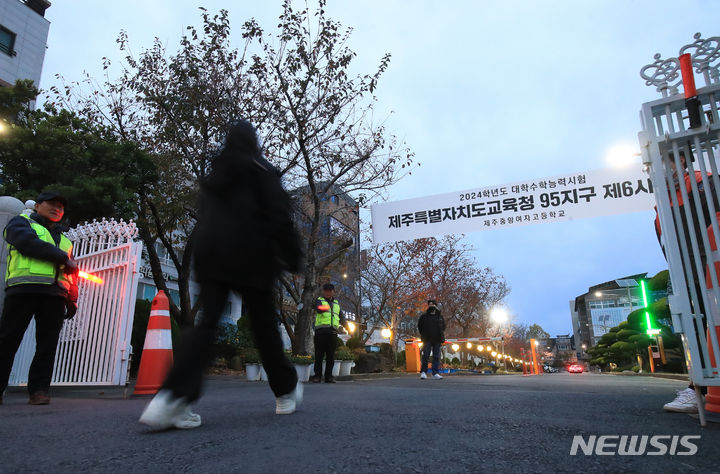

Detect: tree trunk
294,278,318,355
137,221,182,324
176,226,198,326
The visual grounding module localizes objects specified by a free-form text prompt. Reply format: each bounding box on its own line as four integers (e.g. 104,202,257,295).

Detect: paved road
1,373,718,473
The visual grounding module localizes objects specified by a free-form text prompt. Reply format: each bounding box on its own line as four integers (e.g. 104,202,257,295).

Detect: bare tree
359,236,510,351
257,1,414,353
49,3,414,342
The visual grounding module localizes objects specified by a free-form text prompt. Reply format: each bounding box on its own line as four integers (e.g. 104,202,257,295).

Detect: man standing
0,191,78,405
418,300,445,380
311,283,346,383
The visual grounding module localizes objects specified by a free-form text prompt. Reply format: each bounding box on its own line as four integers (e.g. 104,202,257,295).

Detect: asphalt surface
1,373,719,473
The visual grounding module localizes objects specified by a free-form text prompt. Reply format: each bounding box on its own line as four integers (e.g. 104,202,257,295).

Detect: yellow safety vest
315,297,341,330
5,215,73,291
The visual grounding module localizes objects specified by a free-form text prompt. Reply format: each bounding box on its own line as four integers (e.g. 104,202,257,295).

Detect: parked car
543,365,558,373
568,364,583,374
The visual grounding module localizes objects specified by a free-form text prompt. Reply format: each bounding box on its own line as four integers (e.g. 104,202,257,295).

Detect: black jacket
193,138,303,289
418,308,445,344
3,212,74,299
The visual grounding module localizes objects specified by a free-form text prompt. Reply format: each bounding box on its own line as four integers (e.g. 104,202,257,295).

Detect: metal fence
638,33,720,424
9,219,142,387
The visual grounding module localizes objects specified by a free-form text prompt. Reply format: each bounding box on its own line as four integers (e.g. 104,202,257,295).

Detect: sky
38,1,720,336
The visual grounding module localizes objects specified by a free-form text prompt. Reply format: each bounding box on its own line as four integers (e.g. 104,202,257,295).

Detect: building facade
291,183,361,318
572,273,667,349
0,0,50,88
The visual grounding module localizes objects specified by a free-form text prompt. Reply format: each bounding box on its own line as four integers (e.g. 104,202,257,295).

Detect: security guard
311,283,347,383
0,191,79,405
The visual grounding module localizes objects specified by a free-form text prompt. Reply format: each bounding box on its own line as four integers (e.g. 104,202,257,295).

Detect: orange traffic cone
703,216,720,413
133,291,174,395
706,326,720,413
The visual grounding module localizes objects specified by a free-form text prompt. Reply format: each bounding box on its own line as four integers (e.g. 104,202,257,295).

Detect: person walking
311,283,347,383
139,120,304,430
418,300,445,380
0,191,79,405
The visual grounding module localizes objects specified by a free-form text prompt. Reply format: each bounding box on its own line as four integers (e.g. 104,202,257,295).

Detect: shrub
214,323,243,360
396,350,406,368
335,347,355,361
240,347,260,364
631,365,640,373
346,336,364,350
378,343,393,356
289,353,314,365
451,357,461,367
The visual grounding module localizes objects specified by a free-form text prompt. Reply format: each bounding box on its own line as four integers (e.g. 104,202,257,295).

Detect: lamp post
491,307,508,371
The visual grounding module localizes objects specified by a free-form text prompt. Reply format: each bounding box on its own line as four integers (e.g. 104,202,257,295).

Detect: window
0,26,16,57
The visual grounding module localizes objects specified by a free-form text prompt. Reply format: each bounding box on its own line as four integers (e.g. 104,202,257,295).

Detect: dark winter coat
417,308,445,344
193,122,303,289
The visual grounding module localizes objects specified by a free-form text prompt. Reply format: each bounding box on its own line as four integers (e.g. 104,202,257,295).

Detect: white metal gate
9,218,142,386
638,33,720,424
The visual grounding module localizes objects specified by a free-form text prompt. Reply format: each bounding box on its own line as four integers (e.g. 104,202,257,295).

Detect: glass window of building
0,26,16,56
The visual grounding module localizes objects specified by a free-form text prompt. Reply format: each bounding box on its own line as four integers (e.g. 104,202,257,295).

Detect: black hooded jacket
418,307,445,344
193,121,303,289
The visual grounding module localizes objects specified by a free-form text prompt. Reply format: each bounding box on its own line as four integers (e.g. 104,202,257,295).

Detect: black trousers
0,294,66,394
313,332,337,380
162,281,297,402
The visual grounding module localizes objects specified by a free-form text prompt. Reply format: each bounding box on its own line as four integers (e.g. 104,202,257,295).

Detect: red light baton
78,271,104,285
679,53,702,129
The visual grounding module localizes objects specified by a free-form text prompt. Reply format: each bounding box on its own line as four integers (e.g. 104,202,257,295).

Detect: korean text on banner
371,167,654,244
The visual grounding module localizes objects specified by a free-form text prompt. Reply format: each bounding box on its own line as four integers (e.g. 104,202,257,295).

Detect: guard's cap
322,283,335,291
35,191,67,207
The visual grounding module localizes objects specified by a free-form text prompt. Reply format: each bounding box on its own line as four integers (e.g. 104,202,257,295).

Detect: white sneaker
432,373,444,380
276,382,303,415
420,372,427,380
175,406,202,429
663,388,698,413
139,390,202,430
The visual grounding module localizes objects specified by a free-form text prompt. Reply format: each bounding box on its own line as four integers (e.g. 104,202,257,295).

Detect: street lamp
451,343,460,352
490,307,508,324
381,328,391,339
491,307,508,372
347,321,356,333
477,345,484,351
604,143,641,168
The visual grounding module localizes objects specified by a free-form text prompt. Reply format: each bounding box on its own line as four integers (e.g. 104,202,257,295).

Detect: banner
371,167,654,243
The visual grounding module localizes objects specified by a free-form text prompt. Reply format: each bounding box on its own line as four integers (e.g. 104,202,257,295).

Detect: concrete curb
604,372,689,381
